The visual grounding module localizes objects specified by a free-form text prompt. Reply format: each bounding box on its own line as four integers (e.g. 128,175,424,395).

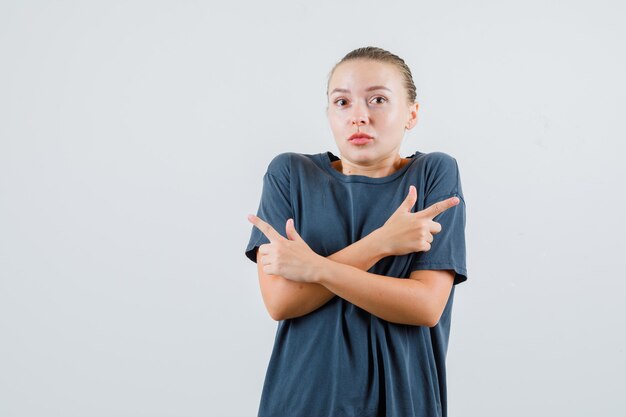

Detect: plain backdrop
1,1,625,416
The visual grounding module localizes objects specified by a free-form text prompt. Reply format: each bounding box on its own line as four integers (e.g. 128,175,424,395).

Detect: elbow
264,297,293,321
268,306,299,321
419,287,450,327
268,312,282,322
267,306,288,321
424,314,440,328
413,300,444,327
402,307,440,327
259,275,291,321
263,299,285,321
424,306,445,327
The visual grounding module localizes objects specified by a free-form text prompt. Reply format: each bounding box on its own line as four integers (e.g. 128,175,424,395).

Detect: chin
343,148,377,160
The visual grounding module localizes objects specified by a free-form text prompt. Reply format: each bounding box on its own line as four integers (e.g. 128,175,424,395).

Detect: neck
332,153,410,178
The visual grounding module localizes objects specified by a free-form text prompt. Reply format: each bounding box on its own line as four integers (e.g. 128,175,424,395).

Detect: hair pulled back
326,46,417,105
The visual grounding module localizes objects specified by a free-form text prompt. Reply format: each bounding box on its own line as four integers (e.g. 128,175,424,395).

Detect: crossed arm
255,227,391,321
251,187,459,326
255,230,454,326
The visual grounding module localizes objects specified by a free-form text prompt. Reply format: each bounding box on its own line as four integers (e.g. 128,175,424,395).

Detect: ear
406,102,419,130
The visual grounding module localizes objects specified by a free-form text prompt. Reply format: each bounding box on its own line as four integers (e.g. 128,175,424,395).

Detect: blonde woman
245,46,468,417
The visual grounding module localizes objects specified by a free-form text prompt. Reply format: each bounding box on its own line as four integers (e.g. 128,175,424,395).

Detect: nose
351,108,369,127
352,116,367,127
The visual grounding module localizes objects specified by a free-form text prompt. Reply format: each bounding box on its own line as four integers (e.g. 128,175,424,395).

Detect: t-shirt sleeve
244,153,293,264
409,153,468,285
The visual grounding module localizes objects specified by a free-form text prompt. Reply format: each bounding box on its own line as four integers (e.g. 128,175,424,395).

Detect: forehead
328,59,402,94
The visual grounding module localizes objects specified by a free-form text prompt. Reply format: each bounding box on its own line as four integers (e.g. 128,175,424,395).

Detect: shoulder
266,152,292,173
415,151,462,183
266,152,297,179
266,151,319,178
413,151,464,201
416,151,460,175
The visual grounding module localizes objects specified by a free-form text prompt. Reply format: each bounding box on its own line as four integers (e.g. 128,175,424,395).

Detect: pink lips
348,132,373,145
349,138,372,145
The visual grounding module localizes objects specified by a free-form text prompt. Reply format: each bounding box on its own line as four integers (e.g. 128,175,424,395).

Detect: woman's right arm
257,227,391,321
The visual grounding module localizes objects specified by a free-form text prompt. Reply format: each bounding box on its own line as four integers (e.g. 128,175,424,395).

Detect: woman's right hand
378,185,460,256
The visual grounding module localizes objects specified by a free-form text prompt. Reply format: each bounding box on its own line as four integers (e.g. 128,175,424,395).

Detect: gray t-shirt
245,150,468,417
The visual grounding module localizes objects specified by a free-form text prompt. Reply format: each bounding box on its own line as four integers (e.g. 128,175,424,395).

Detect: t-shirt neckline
321,150,419,184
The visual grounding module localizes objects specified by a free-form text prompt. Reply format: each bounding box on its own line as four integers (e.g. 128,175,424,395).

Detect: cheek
383,109,406,126
327,113,345,129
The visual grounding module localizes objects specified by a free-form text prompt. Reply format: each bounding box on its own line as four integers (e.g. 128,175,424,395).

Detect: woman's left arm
313,262,454,327
251,184,461,327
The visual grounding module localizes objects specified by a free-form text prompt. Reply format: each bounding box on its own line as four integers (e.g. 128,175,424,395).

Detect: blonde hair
326,46,417,105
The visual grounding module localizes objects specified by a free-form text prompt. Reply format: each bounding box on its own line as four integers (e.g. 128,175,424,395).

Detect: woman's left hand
247,214,327,283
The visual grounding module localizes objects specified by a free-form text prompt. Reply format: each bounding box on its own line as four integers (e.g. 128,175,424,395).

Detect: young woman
245,46,468,417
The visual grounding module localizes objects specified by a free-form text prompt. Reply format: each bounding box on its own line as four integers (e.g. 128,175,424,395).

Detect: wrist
369,227,392,259
311,255,333,284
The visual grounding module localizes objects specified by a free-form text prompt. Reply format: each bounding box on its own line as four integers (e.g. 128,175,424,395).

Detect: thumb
401,185,417,211
285,218,302,241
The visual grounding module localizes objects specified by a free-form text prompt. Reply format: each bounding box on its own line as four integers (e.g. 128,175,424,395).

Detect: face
326,59,418,165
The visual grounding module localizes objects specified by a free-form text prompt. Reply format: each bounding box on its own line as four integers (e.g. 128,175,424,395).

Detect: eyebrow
329,85,392,95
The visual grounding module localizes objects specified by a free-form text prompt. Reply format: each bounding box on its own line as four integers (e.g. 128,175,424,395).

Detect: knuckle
419,241,430,252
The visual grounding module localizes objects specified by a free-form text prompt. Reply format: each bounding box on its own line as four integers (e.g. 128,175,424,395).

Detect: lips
349,132,373,140
348,132,373,146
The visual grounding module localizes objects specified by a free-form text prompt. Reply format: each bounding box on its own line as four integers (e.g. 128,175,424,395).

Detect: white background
1,1,625,416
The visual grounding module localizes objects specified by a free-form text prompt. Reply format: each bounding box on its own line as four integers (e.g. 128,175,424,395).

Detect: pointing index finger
418,196,460,219
247,214,282,243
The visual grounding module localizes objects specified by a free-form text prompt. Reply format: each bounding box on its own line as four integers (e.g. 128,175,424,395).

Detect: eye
371,96,387,104
334,98,348,107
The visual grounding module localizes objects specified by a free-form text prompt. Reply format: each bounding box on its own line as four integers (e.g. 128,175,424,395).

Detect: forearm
260,228,390,320
314,260,438,326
